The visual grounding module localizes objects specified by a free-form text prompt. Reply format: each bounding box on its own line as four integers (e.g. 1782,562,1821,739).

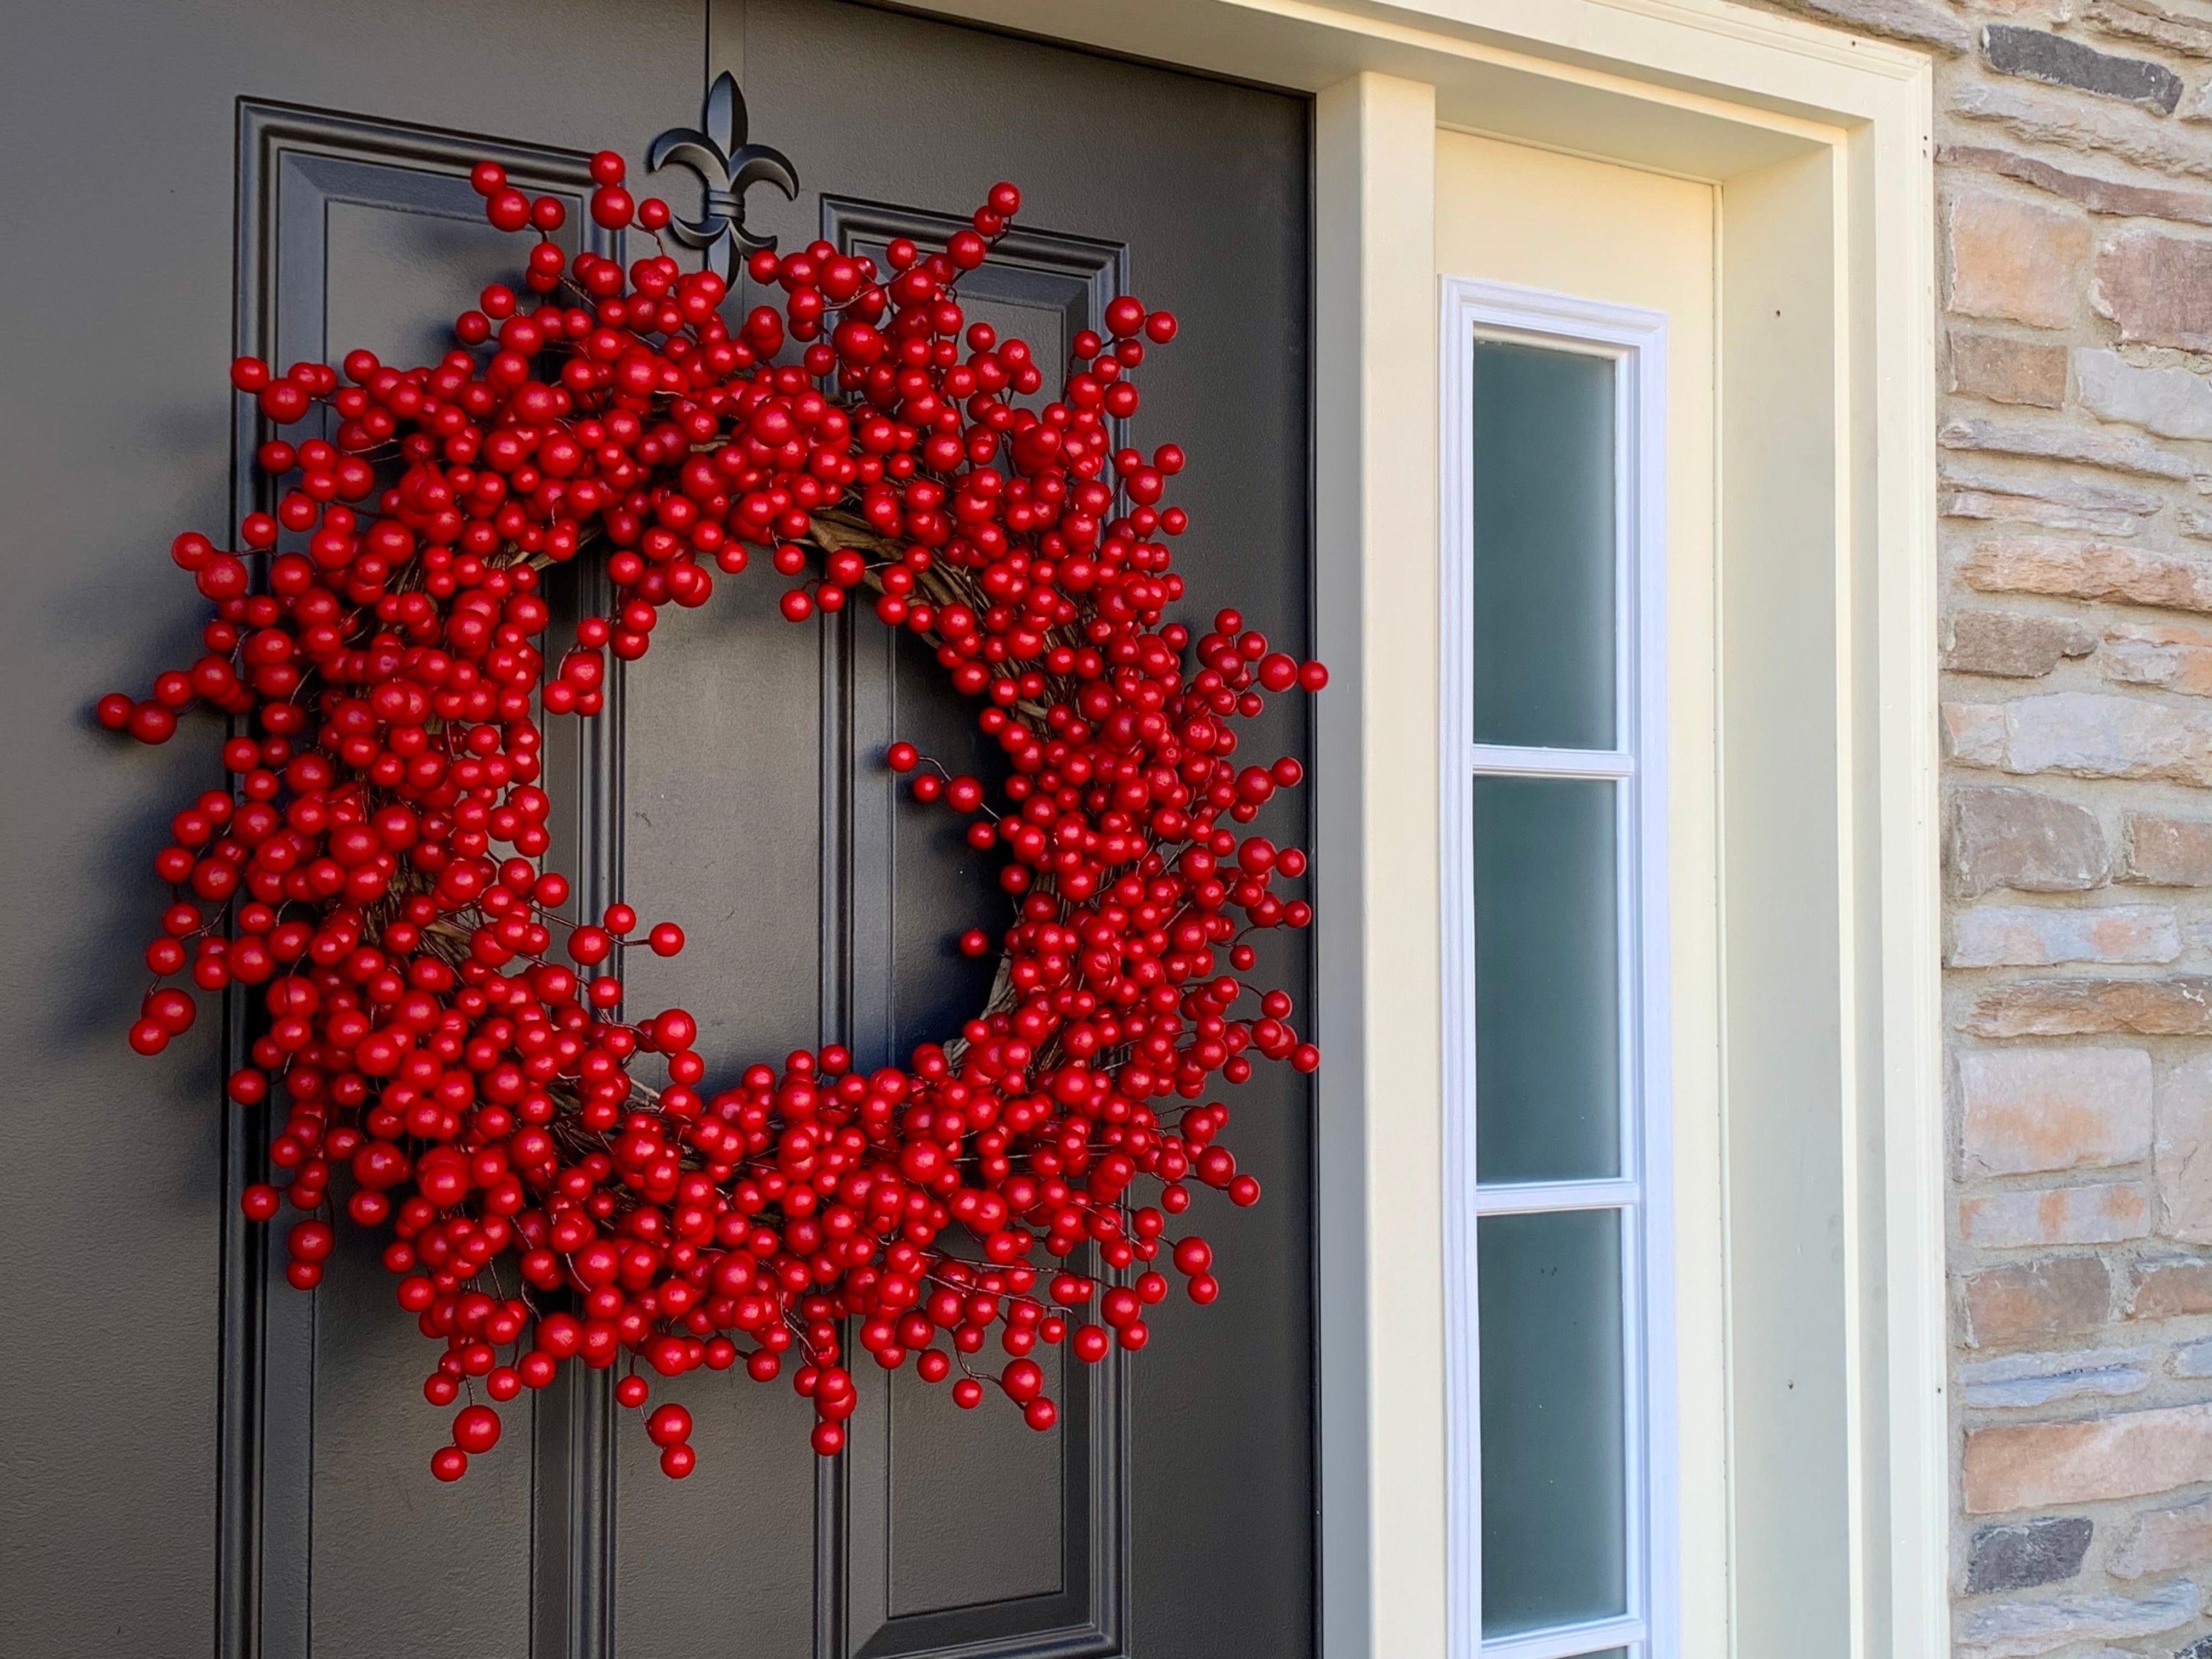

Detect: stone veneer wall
1733,0,2212,1649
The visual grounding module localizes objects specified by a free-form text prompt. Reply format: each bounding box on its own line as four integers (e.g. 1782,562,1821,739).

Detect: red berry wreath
101,148,1324,1483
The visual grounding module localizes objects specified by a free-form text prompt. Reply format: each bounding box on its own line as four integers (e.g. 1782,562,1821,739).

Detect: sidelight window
1439,281,1674,1659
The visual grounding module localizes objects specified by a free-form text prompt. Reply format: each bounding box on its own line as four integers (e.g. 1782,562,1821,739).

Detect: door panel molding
820,193,1132,1659
224,99,615,1659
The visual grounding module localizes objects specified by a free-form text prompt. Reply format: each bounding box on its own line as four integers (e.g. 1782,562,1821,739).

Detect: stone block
2074,348,2212,441
1939,414,2196,480
1965,977,2212,1037
1946,458,2168,517
1943,457,2164,535
2157,1054,2212,1240
2086,0,2212,60
1984,24,2186,112
1954,80,2212,184
2095,228,2212,353
1945,610,2101,677
1951,905,2177,966
1951,331,2072,405
1962,1402,2212,1510
1961,1046,2154,1174
2103,623,2212,698
1962,536,2212,614
2125,812,2212,884
1949,785,2110,896
1945,489,2147,537
1959,1182,2152,1247
2111,1495,2212,1578
1949,192,2093,328
1769,0,1977,46
1965,1515,2094,1594
1948,701,2013,765
1985,691,2212,787
2128,1254,2212,1316
1940,142,2212,225
2177,1336,2212,1376
1959,1345,2153,1406
1962,1254,2114,1346
1954,1582,2198,1658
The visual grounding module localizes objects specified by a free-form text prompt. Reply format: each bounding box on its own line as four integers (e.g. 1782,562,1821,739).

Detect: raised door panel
825,202,1128,1659
743,7,1317,1657
229,102,645,1659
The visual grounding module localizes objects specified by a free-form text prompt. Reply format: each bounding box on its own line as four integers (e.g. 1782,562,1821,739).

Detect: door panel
2,5,702,1652
236,100,641,1659
2,3,1311,1655
822,195,1131,1659
742,12,1313,1656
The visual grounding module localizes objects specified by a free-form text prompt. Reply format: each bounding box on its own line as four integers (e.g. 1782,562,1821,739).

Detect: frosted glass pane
1472,775,1620,1183
1471,340,1616,750
1479,1209,1628,1636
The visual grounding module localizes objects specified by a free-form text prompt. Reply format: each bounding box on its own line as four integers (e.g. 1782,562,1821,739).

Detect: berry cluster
101,149,1322,1482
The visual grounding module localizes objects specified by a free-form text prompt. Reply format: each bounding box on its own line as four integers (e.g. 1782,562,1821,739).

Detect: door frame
839,3,1943,1657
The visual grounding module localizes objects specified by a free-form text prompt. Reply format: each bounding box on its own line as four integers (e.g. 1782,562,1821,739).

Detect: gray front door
1,4,1312,1656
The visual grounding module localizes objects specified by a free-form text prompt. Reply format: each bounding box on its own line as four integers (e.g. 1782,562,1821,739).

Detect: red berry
590,186,635,230
126,701,177,744
452,1405,501,1454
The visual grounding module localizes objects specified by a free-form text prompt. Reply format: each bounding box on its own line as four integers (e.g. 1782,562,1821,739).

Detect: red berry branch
101,148,1324,1483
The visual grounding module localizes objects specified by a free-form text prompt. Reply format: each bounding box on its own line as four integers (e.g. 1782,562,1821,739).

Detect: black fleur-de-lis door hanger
647,71,800,278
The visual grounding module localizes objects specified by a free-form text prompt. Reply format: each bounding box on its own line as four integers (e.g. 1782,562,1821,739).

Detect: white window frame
1437,278,1675,1659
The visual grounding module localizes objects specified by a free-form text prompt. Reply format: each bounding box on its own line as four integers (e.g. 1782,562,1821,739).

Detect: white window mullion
1469,742,1634,780
1480,1612,1650,1659
1472,1180,1639,1216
